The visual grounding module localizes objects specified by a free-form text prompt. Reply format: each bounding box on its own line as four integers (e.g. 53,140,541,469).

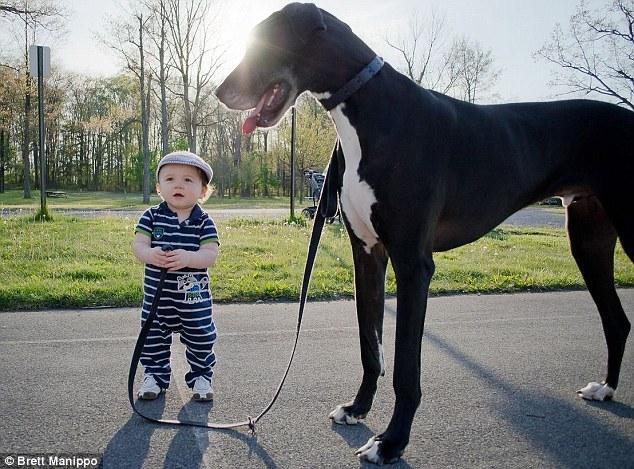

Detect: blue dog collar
321,56,384,111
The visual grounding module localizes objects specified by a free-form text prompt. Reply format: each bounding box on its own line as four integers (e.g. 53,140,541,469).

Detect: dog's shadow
424,329,634,468
330,421,373,450
330,422,413,468
584,399,634,419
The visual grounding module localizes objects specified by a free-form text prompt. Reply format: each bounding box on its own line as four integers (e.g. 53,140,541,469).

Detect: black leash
128,147,340,434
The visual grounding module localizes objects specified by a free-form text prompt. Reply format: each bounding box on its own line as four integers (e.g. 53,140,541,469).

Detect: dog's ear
281,3,327,45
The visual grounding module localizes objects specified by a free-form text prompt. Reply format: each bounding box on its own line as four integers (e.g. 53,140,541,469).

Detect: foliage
0,0,338,201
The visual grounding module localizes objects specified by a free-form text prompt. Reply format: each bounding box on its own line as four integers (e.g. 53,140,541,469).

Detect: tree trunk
0,129,6,193
139,14,151,204
159,0,169,156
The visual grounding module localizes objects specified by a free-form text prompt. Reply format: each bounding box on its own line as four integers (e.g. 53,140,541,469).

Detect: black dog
216,3,633,464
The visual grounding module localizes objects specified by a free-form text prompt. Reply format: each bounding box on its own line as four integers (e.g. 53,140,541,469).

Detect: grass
0,189,308,210
0,215,632,311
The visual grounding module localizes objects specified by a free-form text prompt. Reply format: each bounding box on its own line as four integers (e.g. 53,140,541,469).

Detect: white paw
576,382,615,401
356,437,383,464
328,404,359,425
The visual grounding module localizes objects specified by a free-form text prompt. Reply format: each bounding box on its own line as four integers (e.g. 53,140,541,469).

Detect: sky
1,0,609,103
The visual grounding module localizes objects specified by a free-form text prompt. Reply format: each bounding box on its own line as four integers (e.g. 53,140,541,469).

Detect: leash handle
128,149,338,431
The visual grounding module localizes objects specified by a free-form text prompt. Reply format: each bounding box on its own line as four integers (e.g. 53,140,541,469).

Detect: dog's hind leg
567,196,631,401
330,232,388,425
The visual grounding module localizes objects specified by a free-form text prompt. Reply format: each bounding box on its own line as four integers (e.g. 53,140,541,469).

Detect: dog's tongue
242,113,259,135
242,86,279,135
242,92,269,135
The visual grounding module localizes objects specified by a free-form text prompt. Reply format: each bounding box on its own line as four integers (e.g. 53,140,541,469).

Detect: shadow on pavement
330,422,413,468
103,397,277,468
103,397,167,468
424,329,634,468
584,399,634,419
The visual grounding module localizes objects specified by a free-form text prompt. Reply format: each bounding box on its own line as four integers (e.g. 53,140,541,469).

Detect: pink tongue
242,115,258,135
242,89,274,135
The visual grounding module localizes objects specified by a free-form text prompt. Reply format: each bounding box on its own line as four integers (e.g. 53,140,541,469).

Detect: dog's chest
330,107,380,254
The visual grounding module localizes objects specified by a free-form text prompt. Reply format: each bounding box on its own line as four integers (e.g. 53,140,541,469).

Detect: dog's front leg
357,247,435,465
330,230,388,425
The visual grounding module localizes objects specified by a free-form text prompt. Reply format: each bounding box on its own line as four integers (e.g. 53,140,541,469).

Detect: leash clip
248,416,257,436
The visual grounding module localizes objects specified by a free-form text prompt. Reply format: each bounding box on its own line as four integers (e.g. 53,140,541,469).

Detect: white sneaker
192,376,213,401
138,374,162,400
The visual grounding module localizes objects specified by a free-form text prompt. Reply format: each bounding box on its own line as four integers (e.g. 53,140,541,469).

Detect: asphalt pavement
1,290,633,468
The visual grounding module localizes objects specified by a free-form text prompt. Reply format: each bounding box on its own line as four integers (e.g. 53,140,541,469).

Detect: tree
1,0,66,198
106,8,154,202
165,0,222,154
386,10,500,103
537,0,634,110
0,65,21,192
451,37,500,103
386,10,459,93
143,0,171,157
0,0,64,26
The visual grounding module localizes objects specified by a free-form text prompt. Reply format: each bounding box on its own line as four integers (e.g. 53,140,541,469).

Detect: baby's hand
164,249,191,271
148,246,169,268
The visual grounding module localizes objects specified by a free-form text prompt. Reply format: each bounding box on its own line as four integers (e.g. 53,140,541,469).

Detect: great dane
216,3,634,464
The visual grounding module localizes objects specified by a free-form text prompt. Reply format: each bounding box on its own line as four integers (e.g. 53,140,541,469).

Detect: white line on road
0,313,589,346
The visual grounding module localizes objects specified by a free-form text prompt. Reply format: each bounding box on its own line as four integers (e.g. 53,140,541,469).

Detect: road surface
1,290,632,468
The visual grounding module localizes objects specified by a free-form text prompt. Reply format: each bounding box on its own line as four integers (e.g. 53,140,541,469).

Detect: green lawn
0,215,632,311
0,189,307,210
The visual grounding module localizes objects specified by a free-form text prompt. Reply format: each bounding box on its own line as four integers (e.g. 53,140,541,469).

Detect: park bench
46,190,67,198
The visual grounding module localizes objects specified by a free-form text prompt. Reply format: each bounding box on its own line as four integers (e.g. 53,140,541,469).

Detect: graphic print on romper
177,273,209,304
152,227,165,240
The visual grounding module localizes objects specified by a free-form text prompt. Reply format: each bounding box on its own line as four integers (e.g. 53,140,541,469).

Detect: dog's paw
328,403,365,425
356,436,383,464
576,382,615,401
356,436,402,465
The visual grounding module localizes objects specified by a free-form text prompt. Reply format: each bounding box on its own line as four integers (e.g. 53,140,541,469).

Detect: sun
216,1,288,73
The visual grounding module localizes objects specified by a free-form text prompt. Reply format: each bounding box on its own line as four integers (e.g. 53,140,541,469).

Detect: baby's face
157,164,206,211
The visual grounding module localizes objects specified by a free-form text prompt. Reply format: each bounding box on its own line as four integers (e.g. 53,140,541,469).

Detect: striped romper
135,202,219,389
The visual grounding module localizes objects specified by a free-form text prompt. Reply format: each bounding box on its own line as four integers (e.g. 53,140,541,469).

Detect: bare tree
165,0,223,154
451,37,500,103
105,9,154,203
143,0,171,156
386,10,499,102
537,0,634,110
0,0,65,28
386,10,459,93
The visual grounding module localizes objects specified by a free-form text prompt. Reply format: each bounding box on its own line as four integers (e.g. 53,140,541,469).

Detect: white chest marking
329,105,379,254
560,195,576,207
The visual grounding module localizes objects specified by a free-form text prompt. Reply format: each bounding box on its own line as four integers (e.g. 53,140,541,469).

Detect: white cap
156,151,213,183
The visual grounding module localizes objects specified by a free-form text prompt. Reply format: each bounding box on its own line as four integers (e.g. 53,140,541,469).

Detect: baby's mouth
173,193,184,198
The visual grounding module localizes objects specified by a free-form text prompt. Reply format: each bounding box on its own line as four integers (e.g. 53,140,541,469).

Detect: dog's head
215,2,374,134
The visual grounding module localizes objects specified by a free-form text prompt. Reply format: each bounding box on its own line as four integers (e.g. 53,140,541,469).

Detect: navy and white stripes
135,202,219,389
